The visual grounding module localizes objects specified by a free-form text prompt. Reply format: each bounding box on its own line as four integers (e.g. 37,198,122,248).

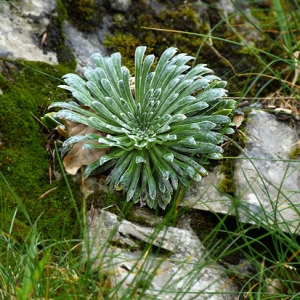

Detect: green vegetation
50,46,235,209
1,0,300,299
0,59,80,240
61,0,105,32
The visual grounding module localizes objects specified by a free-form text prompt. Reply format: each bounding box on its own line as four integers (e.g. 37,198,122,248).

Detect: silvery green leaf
98,136,133,150
63,133,101,147
51,46,236,209
86,81,106,104
83,159,101,178
197,121,217,130
94,67,108,87
178,102,209,115
163,152,174,162
157,175,166,193
84,158,116,178
100,78,122,103
136,155,146,164
158,77,180,101
144,72,155,93
150,47,177,90
134,46,147,104
111,51,123,79
153,64,176,91
173,152,208,176
152,88,161,99
144,152,157,200
170,52,193,66
178,136,196,145
97,137,118,147
172,78,194,95
52,102,100,121
119,80,134,111
208,153,223,159
213,109,233,116
62,136,88,147
158,191,172,208
148,148,170,181
171,143,221,154
117,156,137,192
221,127,235,135
119,98,134,117
170,160,185,177
159,114,172,123
169,114,187,123
212,80,227,88
71,91,96,108
84,66,99,82
169,121,216,134
153,92,180,117
82,143,110,150
91,52,104,68
111,115,132,130
54,110,90,125
153,124,170,134
139,53,155,99
164,134,177,141
176,131,219,144
104,134,131,144
84,116,119,133
174,95,196,108
99,148,127,165
105,151,134,188
126,162,143,202
196,88,227,104
61,73,86,88
49,100,77,110
183,115,230,124
91,101,122,125
186,166,202,181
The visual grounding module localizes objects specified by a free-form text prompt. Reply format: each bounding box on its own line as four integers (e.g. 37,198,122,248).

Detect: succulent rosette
49,46,235,209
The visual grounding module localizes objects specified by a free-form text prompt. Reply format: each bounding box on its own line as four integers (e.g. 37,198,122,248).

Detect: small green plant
50,46,235,209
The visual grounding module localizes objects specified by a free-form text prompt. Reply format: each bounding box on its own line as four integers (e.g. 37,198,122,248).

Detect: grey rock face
0,0,58,64
63,19,110,73
182,110,300,233
234,110,300,233
84,209,237,299
181,165,232,214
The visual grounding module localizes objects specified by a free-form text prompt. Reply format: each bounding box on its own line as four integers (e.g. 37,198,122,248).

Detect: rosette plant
49,46,235,209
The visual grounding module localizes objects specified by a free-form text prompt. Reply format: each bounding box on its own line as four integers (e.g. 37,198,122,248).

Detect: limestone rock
234,110,300,233
182,110,300,233
180,165,232,214
84,209,238,299
0,0,58,64
63,20,110,73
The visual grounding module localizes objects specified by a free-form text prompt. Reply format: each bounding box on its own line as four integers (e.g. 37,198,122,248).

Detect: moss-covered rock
61,0,105,32
0,58,80,240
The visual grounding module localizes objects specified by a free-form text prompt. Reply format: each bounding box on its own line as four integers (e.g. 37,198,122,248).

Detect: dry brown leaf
232,113,244,128
62,119,108,175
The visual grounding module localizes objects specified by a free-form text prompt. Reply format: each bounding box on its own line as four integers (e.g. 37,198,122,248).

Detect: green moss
0,58,80,240
0,212,31,242
218,178,235,194
61,0,105,32
104,34,142,73
102,2,272,97
290,147,300,159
